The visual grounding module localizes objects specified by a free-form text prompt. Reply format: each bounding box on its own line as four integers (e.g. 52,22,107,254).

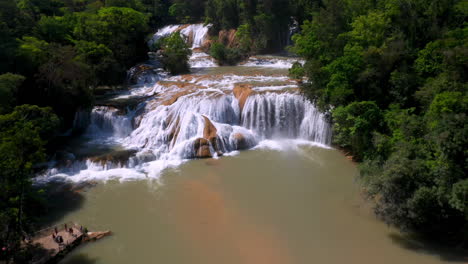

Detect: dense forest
0,0,466,262
290,0,467,246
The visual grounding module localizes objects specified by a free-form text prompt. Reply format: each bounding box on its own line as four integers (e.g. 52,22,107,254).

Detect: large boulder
232,133,249,150
233,84,254,112
203,115,224,156
193,138,212,158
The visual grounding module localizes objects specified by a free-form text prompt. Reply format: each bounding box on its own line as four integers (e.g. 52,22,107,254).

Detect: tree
34,15,73,44
37,44,93,126
332,101,383,160
157,32,192,74
0,74,25,114
0,105,59,262
74,40,120,85
169,2,190,23
73,7,150,68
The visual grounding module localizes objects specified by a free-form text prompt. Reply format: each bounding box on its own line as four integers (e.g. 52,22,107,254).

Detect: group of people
51,223,79,245
52,232,64,244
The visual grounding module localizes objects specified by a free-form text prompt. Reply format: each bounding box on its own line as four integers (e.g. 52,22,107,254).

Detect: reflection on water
57,146,466,264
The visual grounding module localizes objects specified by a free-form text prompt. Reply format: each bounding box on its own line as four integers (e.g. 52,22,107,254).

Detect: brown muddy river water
39,24,465,264
57,145,463,264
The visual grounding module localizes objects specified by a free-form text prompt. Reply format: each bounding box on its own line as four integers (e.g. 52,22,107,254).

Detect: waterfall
86,106,134,139
180,24,210,49
150,23,210,49
150,24,217,68
73,110,90,133
39,24,331,183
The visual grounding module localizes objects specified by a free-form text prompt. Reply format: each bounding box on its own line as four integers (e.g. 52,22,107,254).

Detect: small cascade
180,24,210,49
149,25,181,47
242,56,304,69
150,23,210,49
73,110,91,133
287,19,300,46
189,52,217,68
86,106,134,139
127,62,167,85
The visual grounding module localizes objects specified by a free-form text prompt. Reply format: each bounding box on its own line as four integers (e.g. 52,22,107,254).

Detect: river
37,24,466,264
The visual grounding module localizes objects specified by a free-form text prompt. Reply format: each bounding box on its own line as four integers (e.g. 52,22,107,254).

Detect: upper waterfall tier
150,24,217,68
150,24,210,49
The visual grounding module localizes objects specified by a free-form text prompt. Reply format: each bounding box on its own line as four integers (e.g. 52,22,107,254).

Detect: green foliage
294,0,468,244
205,0,239,31
450,179,468,213
105,0,144,10
37,44,93,115
235,23,252,53
158,32,192,74
0,74,25,114
74,7,149,66
17,36,50,68
289,62,305,80
169,3,190,23
206,0,295,53
34,15,73,43
332,101,383,160
74,40,120,85
345,11,390,47
209,42,243,66
0,105,59,261
0,1,165,260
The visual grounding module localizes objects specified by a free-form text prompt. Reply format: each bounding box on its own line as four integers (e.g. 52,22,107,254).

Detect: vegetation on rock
157,32,192,74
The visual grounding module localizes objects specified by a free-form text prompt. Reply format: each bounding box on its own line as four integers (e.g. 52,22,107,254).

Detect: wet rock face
193,138,212,158
232,133,249,150
89,150,138,167
218,29,238,48
203,116,218,142
233,84,254,112
191,117,223,159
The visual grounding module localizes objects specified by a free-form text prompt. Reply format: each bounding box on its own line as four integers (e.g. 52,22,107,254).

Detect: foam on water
39,24,331,183
242,56,305,69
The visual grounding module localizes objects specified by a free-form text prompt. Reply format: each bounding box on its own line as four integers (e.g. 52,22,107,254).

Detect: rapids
38,24,329,183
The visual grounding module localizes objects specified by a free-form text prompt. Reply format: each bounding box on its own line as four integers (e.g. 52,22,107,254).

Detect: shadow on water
388,232,468,262
59,253,98,264
37,181,95,227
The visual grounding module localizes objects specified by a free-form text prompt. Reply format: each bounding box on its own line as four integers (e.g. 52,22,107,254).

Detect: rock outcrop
233,84,254,112
232,133,249,150
193,138,212,158
218,29,238,48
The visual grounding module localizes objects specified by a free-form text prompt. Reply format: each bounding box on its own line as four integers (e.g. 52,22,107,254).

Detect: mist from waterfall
37,24,331,183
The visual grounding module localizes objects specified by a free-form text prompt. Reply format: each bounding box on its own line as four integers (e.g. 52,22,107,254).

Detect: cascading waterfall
86,106,134,139
242,93,330,143
38,24,332,183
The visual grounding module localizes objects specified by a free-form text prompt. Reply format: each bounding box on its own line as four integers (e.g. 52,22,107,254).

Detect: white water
150,24,218,68
38,24,331,183
242,56,305,69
